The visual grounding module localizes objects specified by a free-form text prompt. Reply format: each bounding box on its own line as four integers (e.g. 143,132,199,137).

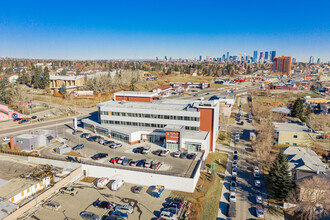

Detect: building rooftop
15,133,38,139
114,91,158,97
0,199,19,219
0,178,37,199
282,147,327,172
274,122,313,133
98,99,218,112
50,75,84,81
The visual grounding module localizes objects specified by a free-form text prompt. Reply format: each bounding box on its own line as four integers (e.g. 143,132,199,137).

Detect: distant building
49,75,85,93
253,50,258,62
274,122,316,146
8,75,18,84
309,56,314,64
265,51,269,60
272,56,292,75
292,57,297,63
259,52,264,60
199,56,202,61
317,58,321,64
270,51,276,62
226,52,229,61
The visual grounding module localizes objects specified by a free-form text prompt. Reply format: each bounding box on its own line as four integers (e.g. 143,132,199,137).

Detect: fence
3,167,82,220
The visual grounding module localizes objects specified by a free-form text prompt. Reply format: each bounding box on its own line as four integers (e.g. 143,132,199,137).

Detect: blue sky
0,0,329,62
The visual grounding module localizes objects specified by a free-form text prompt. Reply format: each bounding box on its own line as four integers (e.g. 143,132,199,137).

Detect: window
293,143,297,146
293,135,298,138
285,142,289,145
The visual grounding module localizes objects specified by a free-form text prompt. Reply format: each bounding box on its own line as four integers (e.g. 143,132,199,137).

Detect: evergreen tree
42,67,50,89
59,84,67,95
129,78,136,91
291,98,304,119
268,151,293,200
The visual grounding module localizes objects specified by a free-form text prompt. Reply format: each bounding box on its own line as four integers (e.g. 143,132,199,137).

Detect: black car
122,159,132,166
154,149,162,156
19,119,30,124
93,200,113,209
72,144,84,150
66,156,77,162
136,159,146,167
91,153,108,160
151,161,162,169
180,152,188,159
31,115,37,119
132,186,143,193
187,153,196,159
134,147,144,153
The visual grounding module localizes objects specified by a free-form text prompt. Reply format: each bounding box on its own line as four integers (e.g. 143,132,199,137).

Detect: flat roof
0,177,37,199
16,134,38,139
114,91,158,97
274,122,313,133
183,131,209,140
50,75,84,81
98,99,218,112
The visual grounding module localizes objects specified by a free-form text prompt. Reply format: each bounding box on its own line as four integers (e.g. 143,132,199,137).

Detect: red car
14,118,22,122
109,157,119,164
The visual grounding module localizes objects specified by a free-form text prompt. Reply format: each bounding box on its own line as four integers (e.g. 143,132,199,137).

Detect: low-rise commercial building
82,91,220,155
49,75,85,93
12,129,55,151
274,122,316,146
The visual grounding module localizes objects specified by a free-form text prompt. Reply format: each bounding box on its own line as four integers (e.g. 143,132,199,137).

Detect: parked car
160,211,178,220
233,150,238,156
122,159,132,166
144,161,151,168
59,187,78,196
173,151,181,158
13,118,22,122
164,202,182,209
72,130,83,135
115,205,134,214
232,167,237,176
229,192,236,202
142,146,151,154
65,156,77,162
93,200,113,209
134,147,144,153
162,207,179,215
109,157,119,164
254,172,260,179
19,119,30,124
111,179,124,191
72,144,84,150
109,211,128,220
81,133,91,138
232,160,238,168
231,175,236,182
180,151,188,159
129,160,137,166
109,143,122,149
91,153,108,160
256,195,263,204
187,153,196,159
254,166,260,173
80,211,100,220
255,206,264,218
2,137,11,142
117,156,127,164
167,197,184,205
230,181,237,191
44,201,61,211
99,140,114,145
255,179,261,188
136,159,146,167
132,186,143,193
159,149,170,157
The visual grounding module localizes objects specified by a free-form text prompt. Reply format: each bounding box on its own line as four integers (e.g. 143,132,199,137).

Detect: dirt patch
0,157,35,180
80,177,97,183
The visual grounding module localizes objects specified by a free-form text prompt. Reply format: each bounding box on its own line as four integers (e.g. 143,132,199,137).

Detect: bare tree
288,175,329,220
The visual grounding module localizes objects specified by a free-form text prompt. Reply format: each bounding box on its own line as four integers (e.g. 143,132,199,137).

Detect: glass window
293,135,298,138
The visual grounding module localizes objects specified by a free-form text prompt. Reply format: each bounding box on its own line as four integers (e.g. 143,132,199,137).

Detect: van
111,179,124,191
97,177,110,188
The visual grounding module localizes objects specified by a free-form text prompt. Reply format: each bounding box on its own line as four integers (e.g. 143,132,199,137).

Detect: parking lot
27,177,171,220
41,127,201,177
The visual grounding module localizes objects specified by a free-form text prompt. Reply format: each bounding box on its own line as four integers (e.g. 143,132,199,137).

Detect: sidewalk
217,142,233,220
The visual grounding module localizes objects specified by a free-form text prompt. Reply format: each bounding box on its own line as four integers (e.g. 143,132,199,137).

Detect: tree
246,65,252,74
59,84,67,95
291,98,304,119
310,85,315,91
42,67,50,89
268,151,293,200
288,176,329,220
129,78,136,91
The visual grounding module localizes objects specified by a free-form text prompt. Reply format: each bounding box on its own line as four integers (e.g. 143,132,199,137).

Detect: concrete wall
4,167,82,220
28,157,81,170
81,162,201,193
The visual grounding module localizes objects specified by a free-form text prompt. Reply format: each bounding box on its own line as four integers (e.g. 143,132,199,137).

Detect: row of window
101,120,199,131
101,111,200,122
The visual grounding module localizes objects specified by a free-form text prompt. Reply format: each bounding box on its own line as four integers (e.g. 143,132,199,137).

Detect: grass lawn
170,152,228,220
218,130,232,146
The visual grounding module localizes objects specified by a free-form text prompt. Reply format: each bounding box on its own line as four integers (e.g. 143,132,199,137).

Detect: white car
144,161,151,168
254,166,260,173
173,151,181,158
160,150,169,157
2,137,10,142
256,195,263,204
115,205,134,214
117,156,127,164
230,181,237,191
160,211,177,220
256,206,264,218
232,167,237,176
230,192,236,202
142,147,151,154
255,179,261,188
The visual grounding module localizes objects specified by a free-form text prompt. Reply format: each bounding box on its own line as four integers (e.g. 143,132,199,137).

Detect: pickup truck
59,187,78,196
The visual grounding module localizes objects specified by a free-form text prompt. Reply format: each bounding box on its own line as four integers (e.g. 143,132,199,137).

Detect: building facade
272,56,292,75
82,91,220,155
49,75,85,93
12,129,55,151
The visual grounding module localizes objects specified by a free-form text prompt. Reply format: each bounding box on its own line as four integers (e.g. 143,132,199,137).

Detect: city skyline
0,0,329,62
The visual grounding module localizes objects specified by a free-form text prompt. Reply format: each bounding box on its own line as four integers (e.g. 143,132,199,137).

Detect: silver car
115,205,134,214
